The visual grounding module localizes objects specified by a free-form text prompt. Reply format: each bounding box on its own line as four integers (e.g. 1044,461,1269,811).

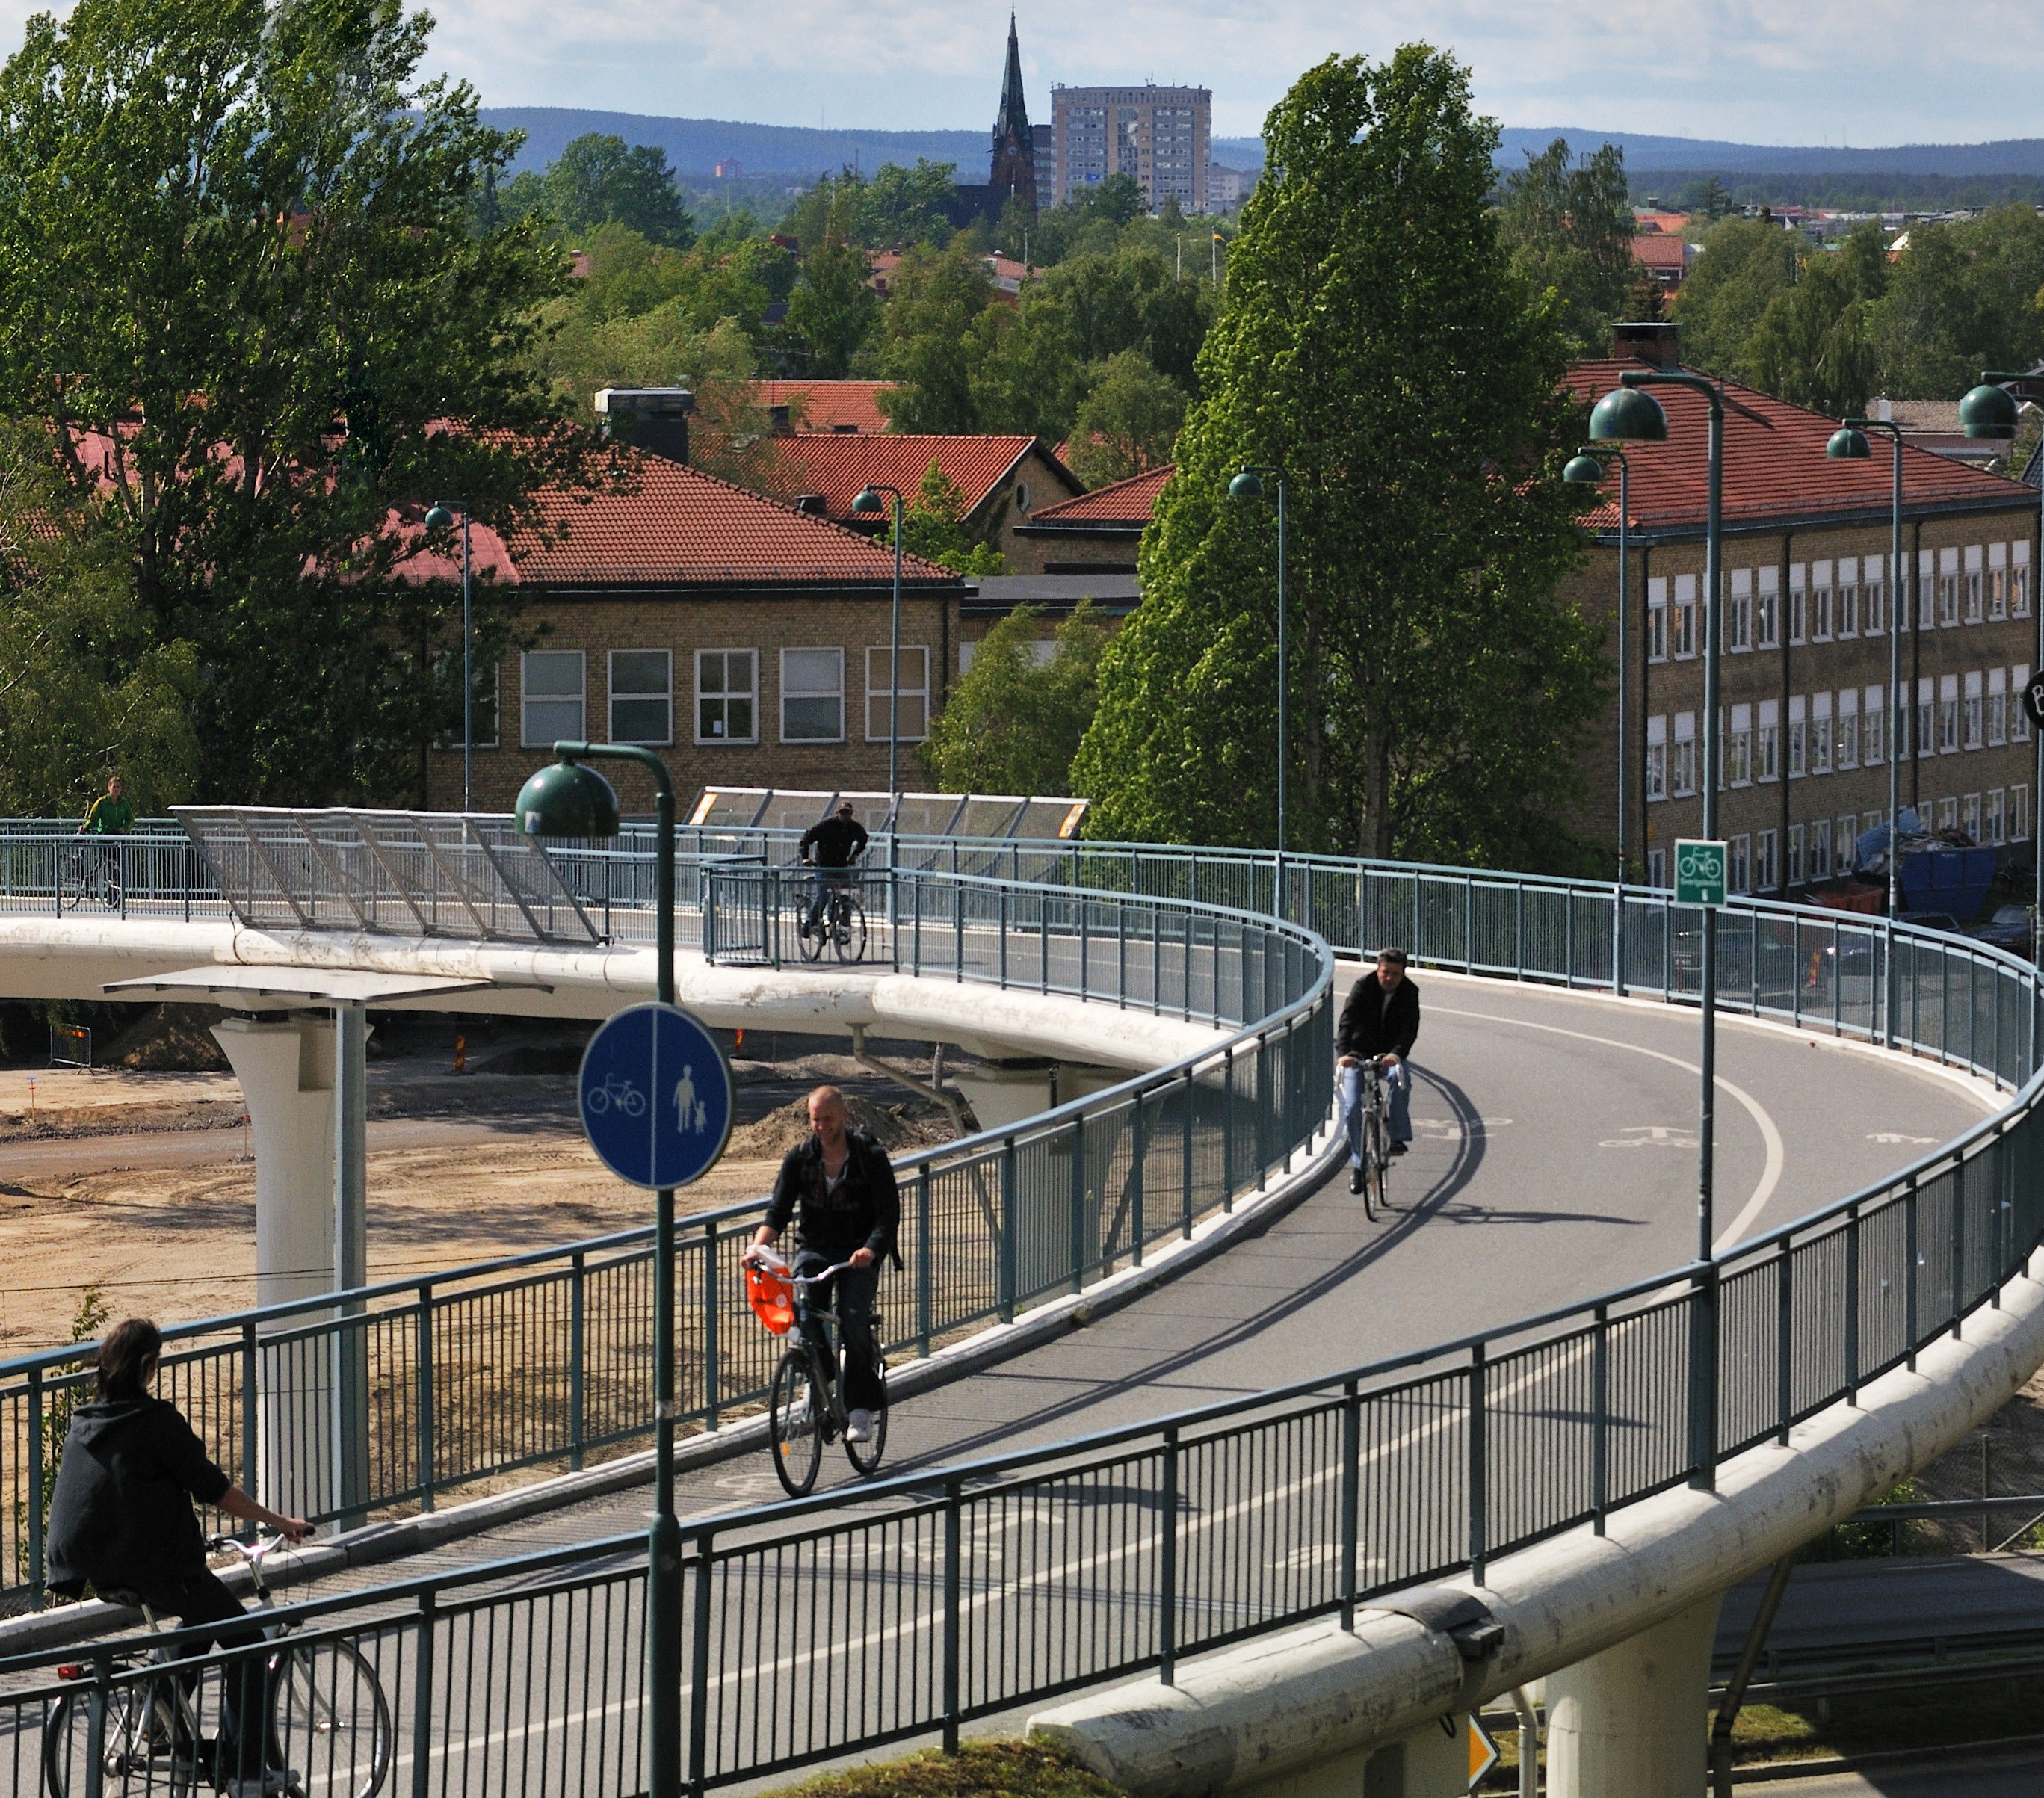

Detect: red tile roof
1632,235,1689,272
750,380,898,433
1561,360,2031,532
769,433,1064,522
1028,465,1173,525
398,449,958,589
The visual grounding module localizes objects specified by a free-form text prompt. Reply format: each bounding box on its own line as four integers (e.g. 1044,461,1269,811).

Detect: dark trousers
793,1251,883,1412
804,868,856,933
169,1569,271,1783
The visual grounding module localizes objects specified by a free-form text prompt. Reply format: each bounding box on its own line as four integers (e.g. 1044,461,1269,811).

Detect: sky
4,0,2043,147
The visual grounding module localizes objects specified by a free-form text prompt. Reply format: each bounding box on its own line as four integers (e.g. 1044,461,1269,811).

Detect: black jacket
1337,972,1421,1060
44,1397,230,1604
764,1128,901,1267
799,815,869,869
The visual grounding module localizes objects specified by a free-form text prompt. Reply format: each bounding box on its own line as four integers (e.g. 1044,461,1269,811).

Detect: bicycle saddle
95,1587,147,1608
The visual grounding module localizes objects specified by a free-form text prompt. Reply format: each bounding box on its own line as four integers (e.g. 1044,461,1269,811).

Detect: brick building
1565,330,2040,899
1009,465,1169,575
412,451,968,814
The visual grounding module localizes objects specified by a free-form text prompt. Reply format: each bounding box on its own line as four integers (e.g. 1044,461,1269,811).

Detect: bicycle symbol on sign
1678,846,1720,882
586,1073,647,1117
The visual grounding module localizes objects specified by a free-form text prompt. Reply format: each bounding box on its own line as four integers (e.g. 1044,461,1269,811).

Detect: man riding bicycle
798,801,869,941
1337,947,1420,1193
747,1086,899,1444
44,1317,312,1798
78,772,133,894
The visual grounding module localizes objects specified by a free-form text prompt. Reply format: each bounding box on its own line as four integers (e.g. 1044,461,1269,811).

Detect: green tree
1670,216,1799,380
0,0,598,805
923,602,1111,793
1745,254,1878,417
1072,48,1605,868
1066,351,1186,486
867,159,961,247
510,132,694,247
785,238,880,377
1871,206,2044,398
1497,138,1641,357
868,249,996,430
880,463,1004,575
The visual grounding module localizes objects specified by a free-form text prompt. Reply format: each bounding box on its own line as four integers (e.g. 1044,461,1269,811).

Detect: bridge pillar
1543,1592,1723,1798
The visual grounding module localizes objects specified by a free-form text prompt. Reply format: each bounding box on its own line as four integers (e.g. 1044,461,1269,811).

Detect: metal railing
0,868,1331,1607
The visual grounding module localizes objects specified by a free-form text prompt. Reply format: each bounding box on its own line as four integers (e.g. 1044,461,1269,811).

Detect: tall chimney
1611,321,1679,369
593,387,694,464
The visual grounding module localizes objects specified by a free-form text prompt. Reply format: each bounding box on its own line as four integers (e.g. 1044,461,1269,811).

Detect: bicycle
584,1073,646,1117
58,846,122,913
748,1256,889,1496
797,867,867,966
1348,1059,1392,1223
43,1533,393,1798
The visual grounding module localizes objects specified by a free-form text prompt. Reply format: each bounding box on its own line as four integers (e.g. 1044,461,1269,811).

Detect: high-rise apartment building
1049,84,1211,213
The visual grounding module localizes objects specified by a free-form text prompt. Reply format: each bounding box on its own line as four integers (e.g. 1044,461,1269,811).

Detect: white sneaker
845,1408,874,1443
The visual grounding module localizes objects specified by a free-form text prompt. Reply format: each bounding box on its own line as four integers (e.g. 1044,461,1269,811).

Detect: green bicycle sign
1675,838,1728,907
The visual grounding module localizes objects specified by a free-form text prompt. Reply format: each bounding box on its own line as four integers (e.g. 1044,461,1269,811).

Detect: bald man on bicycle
1337,948,1420,1192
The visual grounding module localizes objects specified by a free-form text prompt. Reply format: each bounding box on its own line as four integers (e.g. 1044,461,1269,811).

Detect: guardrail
0,868,1331,1607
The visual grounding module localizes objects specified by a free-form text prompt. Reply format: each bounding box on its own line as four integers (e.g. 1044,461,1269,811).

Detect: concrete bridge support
209,1010,370,1524
1543,1592,1722,1798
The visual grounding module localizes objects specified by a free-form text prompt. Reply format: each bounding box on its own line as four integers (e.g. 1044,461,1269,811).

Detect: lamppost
1590,368,1723,1489
423,503,474,812
852,485,907,807
1961,374,2043,963
1824,418,1906,1046
513,744,679,1798
1229,467,1288,916
1564,446,1632,992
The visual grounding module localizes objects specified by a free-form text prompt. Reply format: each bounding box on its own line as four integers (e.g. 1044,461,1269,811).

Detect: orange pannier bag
745,1263,795,1335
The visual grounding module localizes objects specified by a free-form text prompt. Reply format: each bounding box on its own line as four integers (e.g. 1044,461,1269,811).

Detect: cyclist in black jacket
799,803,869,939
1336,948,1420,1191
750,1087,900,1443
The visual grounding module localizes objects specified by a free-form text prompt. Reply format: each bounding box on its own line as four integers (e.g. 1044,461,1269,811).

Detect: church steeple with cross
987,13,1037,220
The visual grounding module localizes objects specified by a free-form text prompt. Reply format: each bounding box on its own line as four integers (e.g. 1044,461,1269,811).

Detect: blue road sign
579,1002,734,1190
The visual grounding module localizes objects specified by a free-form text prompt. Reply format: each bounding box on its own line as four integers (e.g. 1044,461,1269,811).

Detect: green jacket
82,794,135,835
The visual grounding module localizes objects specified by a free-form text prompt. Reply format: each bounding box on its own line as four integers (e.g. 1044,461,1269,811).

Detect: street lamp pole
853,486,907,818
424,503,474,811
513,745,678,1798
1565,447,1631,991
1591,368,1723,1489
1229,467,1288,915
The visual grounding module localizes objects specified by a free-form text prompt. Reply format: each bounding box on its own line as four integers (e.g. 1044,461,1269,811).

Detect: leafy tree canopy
878,462,1004,575
1496,138,1647,359
504,132,695,247
780,159,960,253
1066,351,1186,487
922,602,1111,794
1072,47,1606,870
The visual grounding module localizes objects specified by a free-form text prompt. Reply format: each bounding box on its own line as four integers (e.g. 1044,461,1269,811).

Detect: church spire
987,10,1037,219
995,13,1029,146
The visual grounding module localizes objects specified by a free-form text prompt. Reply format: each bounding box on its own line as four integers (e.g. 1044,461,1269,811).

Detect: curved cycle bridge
0,815,2039,1798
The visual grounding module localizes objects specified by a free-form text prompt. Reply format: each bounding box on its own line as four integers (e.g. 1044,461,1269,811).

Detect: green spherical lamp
1959,383,2020,441
423,504,454,531
1826,426,1872,460
851,487,886,514
1228,469,1266,501
1563,454,1606,485
515,759,620,838
1588,386,1670,443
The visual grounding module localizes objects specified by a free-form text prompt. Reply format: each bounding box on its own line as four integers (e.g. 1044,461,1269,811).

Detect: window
1837,558,1859,637
1919,549,1937,630
521,650,584,748
1835,689,1858,770
1726,569,1752,652
2015,665,2034,744
2016,543,2031,617
1963,670,1983,750
1757,699,1779,782
1647,847,1667,889
1790,564,1807,645
1728,703,1753,786
1672,711,1697,797
1673,575,1696,659
1939,546,1960,626
1990,543,2009,621
1755,828,1778,892
1788,695,1807,779
1729,833,1751,895
781,647,845,742
1757,566,1780,648
1937,796,1959,832
1964,792,1983,841
1810,818,1832,880
1918,676,1935,759
608,649,672,746
1647,578,1669,663
1812,691,1833,774
1862,688,1883,768
2016,784,2031,842
1811,562,1833,641
1646,714,1668,801
1939,673,1960,753
1788,824,1805,886
865,646,930,743
1965,546,1984,623
1988,788,2007,846
1864,555,1884,636
1838,815,1860,871
696,649,758,744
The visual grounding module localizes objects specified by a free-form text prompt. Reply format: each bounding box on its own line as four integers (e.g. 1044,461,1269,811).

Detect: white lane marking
1429,1005,1786,1254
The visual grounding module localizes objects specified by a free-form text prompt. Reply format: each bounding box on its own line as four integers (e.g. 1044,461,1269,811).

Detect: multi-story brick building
1564,328,2040,900
1049,84,1211,214
413,449,968,814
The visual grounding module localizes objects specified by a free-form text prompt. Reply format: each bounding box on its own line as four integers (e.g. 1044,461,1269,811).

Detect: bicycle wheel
842,1358,889,1477
768,1348,825,1496
831,895,867,965
45,1684,196,1798
797,901,826,963
1362,1106,1387,1220
275,1639,394,1798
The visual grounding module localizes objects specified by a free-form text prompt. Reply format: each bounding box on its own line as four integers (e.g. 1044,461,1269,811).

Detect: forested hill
485,108,990,181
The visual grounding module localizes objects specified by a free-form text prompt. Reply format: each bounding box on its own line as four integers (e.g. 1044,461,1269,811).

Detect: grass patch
753,1740,1128,1798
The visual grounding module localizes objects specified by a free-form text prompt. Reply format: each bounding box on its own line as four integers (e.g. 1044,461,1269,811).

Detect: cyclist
45,1317,312,1798
747,1086,899,1444
1336,947,1420,1192
78,772,133,895
798,801,869,941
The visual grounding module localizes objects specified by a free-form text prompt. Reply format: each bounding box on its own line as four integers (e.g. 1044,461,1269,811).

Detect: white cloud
4,0,2042,146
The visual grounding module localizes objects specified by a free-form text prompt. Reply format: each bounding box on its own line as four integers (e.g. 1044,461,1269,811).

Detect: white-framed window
1755,828,1778,892
1989,543,2009,621
1646,714,1668,802
1862,686,1883,768
520,649,585,748
608,649,673,746
1673,574,1696,659
1757,698,1779,782
2015,664,2033,743
1988,788,2007,846
1728,703,1753,786
1672,711,1697,796
1790,563,1807,645
1812,691,1833,774
865,645,931,743
781,647,845,743
1918,676,1936,759
1939,546,1960,626
1787,823,1805,886
1864,554,1884,636
1837,557,1859,637
1836,688,1859,770
1939,673,1961,753
1919,549,1937,630
2016,783,2031,842
1811,560,1833,641
1937,796,1960,832
1788,694,1807,779
1647,847,1667,889
1757,566,1780,648
696,649,758,744
1838,815,1860,871
1965,545,1984,623
1810,817,1832,880
1964,791,1983,840
2016,543,2031,617
1726,569,1752,652
1963,670,1983,750
1729,833,1751,895
1647,578,1669,663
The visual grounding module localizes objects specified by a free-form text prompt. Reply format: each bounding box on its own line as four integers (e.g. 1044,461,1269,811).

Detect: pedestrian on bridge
1338,948,1420,1190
